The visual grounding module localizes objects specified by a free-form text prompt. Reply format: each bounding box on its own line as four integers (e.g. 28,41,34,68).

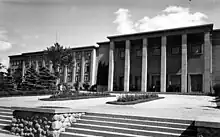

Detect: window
85,63,90,73
136,49,142,57
84,75,89,82
67,67,72,82
76,62,81,73
119,49,125,59
76,52,82,60
191,44,202,54
152,47,160,56
85,51,91,60
171,47,180,55
75,75,80,82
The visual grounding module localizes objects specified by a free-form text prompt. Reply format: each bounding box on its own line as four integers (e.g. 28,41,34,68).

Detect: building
9,45,98,86
97,24,220,93
9,23,220,93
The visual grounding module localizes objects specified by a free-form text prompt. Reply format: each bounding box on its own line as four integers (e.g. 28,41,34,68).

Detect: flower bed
106,93,163,105
0,90,54,97
40,92,114,101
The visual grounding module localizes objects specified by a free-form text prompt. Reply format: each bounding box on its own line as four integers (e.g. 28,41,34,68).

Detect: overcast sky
0,0,220,67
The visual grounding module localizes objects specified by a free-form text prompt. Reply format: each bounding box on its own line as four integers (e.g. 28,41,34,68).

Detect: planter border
40,95,115,101
106,97,164,105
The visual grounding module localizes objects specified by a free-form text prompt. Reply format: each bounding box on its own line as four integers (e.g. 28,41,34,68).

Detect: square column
108,41,114,91
141,38,148,92
49,61,53,73
35,60,39,73
203,31,212,93
90,48,97,85
63,65,68,83
22,60,25,82
181,34,188,93
72,52,76,84
81,51,85,84
160,36,167,92
124,40,131,92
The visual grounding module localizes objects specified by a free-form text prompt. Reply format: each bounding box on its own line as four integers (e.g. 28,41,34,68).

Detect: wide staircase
0,106,197,137
61,113,197,137
0,106,13,134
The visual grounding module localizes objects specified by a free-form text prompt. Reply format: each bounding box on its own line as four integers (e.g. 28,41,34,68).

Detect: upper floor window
76,62,81,73
136,49,142,57
85,51,91,60
84,74,89,82
171,47,180,55
191,44,203,55
119,49,125,59
76,52,82,60
152,47,161,56
85,63,90,73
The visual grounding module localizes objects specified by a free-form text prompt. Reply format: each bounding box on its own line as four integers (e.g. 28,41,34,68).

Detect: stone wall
10,109,85,137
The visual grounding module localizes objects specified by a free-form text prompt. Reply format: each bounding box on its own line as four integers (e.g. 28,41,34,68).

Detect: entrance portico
107,24,213,93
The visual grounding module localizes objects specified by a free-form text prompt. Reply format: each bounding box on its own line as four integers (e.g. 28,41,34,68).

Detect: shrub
83,83,90,91
213,84,220,96
117,93,158,102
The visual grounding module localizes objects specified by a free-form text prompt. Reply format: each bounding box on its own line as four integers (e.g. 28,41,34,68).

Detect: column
160,36,167,92
42,59,46,68
28,60,31,68
124,40,130,92
141,38,148,92
203,31,212,93
49,61,53,73
56,64,60,84
72,52,76,84
35,60,39,73
181,34,188,93
108,41,114,91
81,51,85,83
22,60,25,82
63,65,68,83
90,48,96,85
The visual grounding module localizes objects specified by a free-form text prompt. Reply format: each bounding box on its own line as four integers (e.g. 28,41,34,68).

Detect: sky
0,0,220,67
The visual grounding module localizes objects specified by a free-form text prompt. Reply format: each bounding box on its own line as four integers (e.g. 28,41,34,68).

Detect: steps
61,113,197,137
0,106,13,135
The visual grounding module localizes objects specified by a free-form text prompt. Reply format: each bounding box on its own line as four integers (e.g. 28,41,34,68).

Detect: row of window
76,51,91,60
10,60,22,66
119,44,203,58
73,74,90,83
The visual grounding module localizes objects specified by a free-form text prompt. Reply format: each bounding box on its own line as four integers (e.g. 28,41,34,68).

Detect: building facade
97,24,220,93
9,45,98,86
9,24,220,93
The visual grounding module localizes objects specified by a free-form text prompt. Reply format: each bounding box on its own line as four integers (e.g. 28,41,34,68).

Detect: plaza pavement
0,94,220,122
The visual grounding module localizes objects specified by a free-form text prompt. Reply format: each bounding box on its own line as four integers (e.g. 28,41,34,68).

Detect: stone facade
9,46,98,86
97,24,220,93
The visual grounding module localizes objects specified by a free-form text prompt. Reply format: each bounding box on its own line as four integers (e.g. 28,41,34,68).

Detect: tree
21,66,42,91
12,66,22,89
0,63,5,70
38,67,57,90
46,43,74,80
2,68,16,91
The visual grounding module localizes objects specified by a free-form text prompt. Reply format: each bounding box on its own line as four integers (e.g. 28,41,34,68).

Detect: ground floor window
191,74,202,92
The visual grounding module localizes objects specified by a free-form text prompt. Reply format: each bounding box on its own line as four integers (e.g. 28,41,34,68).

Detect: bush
117,93,158,102
213,84,220,96
83,83,90,91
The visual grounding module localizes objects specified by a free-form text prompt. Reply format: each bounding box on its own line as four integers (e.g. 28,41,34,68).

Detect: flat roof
107,24,214,39
97,41,110,45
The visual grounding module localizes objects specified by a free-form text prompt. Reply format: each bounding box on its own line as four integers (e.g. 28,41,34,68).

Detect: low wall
196,117,220,137
10,107,85,137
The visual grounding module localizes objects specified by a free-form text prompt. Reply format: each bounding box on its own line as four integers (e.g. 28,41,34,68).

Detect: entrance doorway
152,75,160,92
119,76,124,91
135,76,141,91
190,74,202,92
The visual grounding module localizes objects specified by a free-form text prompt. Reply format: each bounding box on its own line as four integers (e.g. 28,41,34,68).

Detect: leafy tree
38,67,57,90
21,66,42,91
12,66,22,89
3,68,16,91
0,62,5,70
46,42,74,82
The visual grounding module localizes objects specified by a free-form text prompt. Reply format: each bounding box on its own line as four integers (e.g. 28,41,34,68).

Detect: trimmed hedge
0,90,54,97
116,93,159,102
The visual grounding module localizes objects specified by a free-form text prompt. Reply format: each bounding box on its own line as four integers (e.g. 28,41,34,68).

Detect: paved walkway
0,94,220,121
